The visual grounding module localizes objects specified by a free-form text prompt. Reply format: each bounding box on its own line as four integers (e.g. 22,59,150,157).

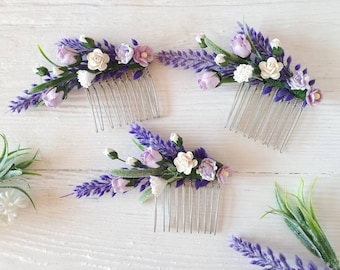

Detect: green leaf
138,188,153,204
110,167,163,178
290,89,307,101
132,139,145,151
82,37,95,49
29,72,77,94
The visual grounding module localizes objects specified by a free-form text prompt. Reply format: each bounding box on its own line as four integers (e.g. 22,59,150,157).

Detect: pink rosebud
306,88,322,106
133,45,153,67
196,158,217,181
42,88,63,107
57,45,79,65
111,178,130,193
216,165,233,184
140,147,163,168
230,34,251,58
197,71,220,90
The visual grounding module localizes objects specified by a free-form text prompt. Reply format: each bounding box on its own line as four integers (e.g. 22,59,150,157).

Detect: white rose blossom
149,176,168,197
259,57,284,80
233,64,254,83
77,70,96,88
87,48,110,71
270,38,281,49
0,190,28,226
173,151,198,175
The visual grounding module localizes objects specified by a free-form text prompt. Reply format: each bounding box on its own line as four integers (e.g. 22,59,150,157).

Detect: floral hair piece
158,22,322,151
10,36,159,131
70,124,232,203
0,134,39,225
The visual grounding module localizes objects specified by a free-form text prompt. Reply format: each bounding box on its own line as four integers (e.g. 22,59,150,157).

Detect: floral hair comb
68,124,232,234
0,134,39,225
158,22,322,152
10,36,159,132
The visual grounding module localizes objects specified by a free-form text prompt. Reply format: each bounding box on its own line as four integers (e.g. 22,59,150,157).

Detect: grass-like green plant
0,134,39,208
265,180,340,270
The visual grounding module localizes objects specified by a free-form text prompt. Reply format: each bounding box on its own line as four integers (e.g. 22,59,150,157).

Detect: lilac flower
41,88,64,107
115,43,134,64
133,45,154,67
230,236,330,270
216,165,232,184
111,178,130,193
140,147,163,168
230,34,252,58
57,45,79,65
129,124,178,160
288,70,310,90
306,88,322,106
196,158,217,181
197,71,220,90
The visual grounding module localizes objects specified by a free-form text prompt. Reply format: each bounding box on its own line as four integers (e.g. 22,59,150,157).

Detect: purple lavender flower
230,236,330,270
73,174,117,198
129,124,178,160
9,90,43,113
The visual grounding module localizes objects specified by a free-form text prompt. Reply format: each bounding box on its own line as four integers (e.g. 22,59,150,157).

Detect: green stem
37,45,61,67
110,167,163,178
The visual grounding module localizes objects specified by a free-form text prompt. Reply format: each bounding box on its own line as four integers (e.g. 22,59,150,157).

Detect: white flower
259,57,284,80
87,48,110,71
77,70,96,88
173,151,198,175
126,157,138,166
214,54,227,66
195,33,206,43
0,190,28,226
79,34,87,43
233,64,254,83
170,132,179,144
149,176,168,197
270,38,281,49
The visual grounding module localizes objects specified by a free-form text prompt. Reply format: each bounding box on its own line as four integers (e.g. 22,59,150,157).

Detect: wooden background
1,0,339,269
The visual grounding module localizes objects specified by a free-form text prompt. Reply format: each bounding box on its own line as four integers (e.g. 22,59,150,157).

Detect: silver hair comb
10,36,160,131
70,124,232,234
157,22,322,152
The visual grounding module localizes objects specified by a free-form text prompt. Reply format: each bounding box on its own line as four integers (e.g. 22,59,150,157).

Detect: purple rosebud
133,70,143,80
230,34,252,58
42,88,63,107
262,86,273,95
111,178,130,193
197,71,220,90
57,45,79,65
285,93,295,102
131,38,138,46
277,88,289,98
140,147,163,168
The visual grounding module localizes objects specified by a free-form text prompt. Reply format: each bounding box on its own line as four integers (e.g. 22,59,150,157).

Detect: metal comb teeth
225,83,304,152
85,69,159,132
153,180,221,234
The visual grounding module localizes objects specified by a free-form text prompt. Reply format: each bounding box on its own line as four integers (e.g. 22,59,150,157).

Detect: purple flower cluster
230,236,330,270
157,22,322,107
10,37,154,113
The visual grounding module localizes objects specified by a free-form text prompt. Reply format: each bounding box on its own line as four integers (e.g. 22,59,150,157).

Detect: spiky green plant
265,180,340,270
0,134,39,208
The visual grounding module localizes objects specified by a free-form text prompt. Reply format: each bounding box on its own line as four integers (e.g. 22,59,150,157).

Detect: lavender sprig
9,90,44,113
157,49,237,77
129,124,178,160
230,236,329,270
73,174,116,198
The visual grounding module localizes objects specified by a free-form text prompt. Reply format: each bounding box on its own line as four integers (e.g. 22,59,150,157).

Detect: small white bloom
0,190,28,226
173,151,198,175
170,132,179,144
214,54,227,66
259,57,284,80
103,148,115,156
87,48,110,71
270,38,281,49
126,157,138,166
79,34,87,43
195,33,206,43
233,64,254,83
149,176,168,197
77,70,96,88
52,66,64,76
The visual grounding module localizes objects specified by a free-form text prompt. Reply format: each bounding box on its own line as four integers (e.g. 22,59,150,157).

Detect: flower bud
126,157,138,166
103,148,119,160
195,33,207,48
